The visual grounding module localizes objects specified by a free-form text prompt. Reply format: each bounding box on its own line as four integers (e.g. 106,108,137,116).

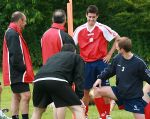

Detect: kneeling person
93,37,150,119
31,44,85,119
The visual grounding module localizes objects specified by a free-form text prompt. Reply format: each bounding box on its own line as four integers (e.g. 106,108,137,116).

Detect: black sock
22,114,29,119
12,115,19,119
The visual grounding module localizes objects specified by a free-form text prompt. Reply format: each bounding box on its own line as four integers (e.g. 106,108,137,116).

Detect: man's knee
13,93,21,102
21,92,31,102
93,88,102,98
34,107,46,113
70,105,84,113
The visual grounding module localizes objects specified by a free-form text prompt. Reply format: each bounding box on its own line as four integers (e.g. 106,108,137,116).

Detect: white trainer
0,110,12,119
106,115,112,119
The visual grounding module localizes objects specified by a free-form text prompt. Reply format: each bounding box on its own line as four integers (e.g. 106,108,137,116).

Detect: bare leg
110,100,116,112
82,90,90,106
20,91,31,114
82,90,90,117
49,103,58,119
133,113,145,119
56,107,66,119
11,93,21,116
50,102,66,119
31,107,46,119
143,83,150,103
93,86,117,100
69,105,85,119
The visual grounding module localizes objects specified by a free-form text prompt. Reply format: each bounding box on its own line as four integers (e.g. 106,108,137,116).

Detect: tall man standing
73,5,119,119
2,11,34,119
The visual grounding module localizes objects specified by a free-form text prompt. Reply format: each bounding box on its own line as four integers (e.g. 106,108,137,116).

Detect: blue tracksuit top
97,54,150,99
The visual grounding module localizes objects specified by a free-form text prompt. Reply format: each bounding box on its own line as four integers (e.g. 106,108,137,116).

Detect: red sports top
41,23,65,64
73,22,118,62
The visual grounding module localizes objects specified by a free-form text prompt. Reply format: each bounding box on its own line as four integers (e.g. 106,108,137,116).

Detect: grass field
0,72,134,119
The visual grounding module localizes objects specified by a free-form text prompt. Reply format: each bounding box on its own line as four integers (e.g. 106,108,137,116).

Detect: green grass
0,73,134,119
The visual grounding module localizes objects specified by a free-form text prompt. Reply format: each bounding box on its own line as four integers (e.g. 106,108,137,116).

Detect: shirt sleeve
97,56,117,80
73,27,80,45
73,55,84,99
139,62,150,84
99,23,118,42
60,30,75,46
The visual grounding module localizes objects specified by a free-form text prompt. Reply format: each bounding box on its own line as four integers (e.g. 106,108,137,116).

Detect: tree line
0,0,149,67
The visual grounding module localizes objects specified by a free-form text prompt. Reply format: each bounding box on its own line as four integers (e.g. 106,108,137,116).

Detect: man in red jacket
41,9,75,64
2,11,34,119
41,9,75,119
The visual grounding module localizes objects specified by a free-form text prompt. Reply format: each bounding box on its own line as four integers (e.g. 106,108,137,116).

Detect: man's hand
93,79,101,88
80,99,86,110
103,53,112,63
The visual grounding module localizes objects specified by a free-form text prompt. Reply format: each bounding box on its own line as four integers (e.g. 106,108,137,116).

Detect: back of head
52,9,66,24
61,44,76,52
118,37,132,52
86,5,99,15
11,11,24,22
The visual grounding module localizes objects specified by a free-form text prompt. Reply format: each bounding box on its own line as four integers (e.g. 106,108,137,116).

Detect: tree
0,0,149,68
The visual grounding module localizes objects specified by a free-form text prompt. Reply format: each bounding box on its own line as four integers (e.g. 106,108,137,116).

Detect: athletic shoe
0,110,12,119
106,115,112,119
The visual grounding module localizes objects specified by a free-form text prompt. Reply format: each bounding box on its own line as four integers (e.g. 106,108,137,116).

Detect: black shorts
11,82,30,93
33,80,81,108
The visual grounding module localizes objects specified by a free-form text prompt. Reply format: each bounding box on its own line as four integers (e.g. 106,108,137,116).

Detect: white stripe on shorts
33,77,68,83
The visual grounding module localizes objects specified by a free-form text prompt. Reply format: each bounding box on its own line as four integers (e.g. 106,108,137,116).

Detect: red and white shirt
73,22,118,62
41,23,75,64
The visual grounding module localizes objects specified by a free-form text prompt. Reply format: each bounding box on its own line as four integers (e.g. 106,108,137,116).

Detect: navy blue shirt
98,54,150,99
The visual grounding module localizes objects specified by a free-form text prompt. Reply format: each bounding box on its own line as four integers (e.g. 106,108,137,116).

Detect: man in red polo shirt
73,5,119,119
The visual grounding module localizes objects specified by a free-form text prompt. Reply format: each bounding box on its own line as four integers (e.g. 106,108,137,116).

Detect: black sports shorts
33,80,81,108
11,82,30,93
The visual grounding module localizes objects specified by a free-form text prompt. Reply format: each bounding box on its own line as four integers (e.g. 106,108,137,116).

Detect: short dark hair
11,11,24,22
52,9,66,23
118,37,132,52
61,44,76,52
86,5,99,15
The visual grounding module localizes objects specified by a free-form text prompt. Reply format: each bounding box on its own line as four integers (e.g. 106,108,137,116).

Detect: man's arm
60,30,75,46
93,79,102,88
138,59,150,84
94,56,118,88
103,35,120,63
73,55,84,99
143,83,150,103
